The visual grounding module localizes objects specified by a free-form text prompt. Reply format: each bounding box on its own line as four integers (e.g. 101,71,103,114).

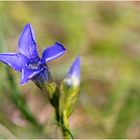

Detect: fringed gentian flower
0,24,66,87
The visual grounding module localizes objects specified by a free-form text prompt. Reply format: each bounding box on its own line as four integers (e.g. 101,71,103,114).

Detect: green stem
61,110,71,139
55,109,74,139
39,71,74,139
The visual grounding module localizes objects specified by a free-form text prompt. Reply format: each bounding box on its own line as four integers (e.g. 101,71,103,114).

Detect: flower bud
60,57,81,117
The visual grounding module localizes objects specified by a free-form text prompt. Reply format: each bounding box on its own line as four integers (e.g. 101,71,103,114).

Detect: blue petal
0,53,28,71
41,42,66,64
20,67,42,85
18,24,39,59
67,56,80,80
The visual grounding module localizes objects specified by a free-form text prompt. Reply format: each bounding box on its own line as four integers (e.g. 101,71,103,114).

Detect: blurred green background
0,1,140,138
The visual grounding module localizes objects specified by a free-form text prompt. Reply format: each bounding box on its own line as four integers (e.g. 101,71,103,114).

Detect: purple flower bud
66,56,81,87
60,57,81,117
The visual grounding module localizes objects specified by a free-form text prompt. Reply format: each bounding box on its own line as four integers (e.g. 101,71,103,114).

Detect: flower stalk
61,110,71,139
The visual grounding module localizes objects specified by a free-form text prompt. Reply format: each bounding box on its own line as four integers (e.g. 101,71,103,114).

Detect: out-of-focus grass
0,1,140,138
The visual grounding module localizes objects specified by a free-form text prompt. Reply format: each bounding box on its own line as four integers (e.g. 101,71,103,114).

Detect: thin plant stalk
6,67,42,130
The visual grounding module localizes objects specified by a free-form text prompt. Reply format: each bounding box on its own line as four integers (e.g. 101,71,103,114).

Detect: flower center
26,60,47,70
27,61,40,70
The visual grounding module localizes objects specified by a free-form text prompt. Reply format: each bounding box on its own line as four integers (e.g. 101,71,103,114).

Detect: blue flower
0,24,66,85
